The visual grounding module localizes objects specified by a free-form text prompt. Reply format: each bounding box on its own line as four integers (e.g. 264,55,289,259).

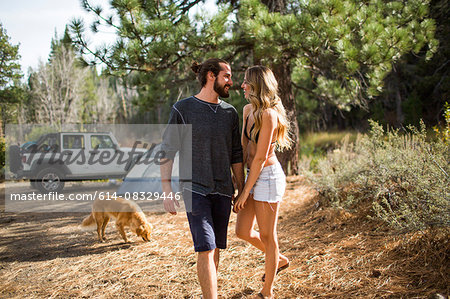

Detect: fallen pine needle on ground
0,177,448,298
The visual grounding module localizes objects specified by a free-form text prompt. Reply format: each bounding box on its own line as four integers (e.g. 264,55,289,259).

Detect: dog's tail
81,213,95,227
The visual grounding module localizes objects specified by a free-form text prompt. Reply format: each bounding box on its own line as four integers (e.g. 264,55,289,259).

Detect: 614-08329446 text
8,191,182,201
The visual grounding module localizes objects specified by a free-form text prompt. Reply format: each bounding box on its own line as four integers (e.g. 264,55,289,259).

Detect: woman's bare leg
235,196,289,266
254,201,280,298
235,195,264,250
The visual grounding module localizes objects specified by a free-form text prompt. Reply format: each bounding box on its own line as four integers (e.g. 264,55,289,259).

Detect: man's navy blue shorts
183,190,232,252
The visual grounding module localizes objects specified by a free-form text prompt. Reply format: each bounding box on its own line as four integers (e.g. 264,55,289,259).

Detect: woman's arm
235,109,277,211
241,104,251,168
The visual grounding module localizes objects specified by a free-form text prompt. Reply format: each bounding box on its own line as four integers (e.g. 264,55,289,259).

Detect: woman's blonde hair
245,65,291,150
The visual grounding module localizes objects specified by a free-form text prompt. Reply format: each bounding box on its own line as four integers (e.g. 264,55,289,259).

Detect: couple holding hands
161,58,291,299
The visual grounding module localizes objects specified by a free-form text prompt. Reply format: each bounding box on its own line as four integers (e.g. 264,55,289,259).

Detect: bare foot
261,255,290,282
279,254,289,268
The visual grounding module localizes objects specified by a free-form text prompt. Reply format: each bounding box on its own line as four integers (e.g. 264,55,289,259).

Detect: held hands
233,191,250,213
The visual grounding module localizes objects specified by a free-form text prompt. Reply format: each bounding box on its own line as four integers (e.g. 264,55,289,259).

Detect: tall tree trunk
260,0,299,175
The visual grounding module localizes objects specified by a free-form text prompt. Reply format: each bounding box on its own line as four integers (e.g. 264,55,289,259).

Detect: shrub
299,131,358,171
433,102,449,144
307,120,449,231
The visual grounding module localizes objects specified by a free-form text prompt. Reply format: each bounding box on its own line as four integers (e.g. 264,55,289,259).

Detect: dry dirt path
0,178,448,298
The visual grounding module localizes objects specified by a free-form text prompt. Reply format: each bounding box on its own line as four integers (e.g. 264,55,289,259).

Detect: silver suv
9,132,146,193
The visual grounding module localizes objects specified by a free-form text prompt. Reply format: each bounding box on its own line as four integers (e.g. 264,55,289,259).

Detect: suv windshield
36,133,59,152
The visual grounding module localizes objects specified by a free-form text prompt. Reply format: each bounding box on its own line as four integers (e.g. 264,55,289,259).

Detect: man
160,58,244,299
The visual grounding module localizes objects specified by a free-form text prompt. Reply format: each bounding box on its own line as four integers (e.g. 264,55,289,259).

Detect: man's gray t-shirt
161,96,243,197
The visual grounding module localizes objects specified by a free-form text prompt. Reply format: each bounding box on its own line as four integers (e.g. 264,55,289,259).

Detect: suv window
37,134,60,152
63,135,84,149
91,135,115,149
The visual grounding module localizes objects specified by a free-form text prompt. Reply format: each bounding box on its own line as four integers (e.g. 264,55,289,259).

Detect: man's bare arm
231,162,245,195
160,158,179,214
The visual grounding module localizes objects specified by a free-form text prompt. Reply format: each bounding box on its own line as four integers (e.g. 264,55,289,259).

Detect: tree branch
291,81,320,98
82,0,120,30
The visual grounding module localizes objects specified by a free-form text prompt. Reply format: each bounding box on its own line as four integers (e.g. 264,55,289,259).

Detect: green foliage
236,0,437,109
71,0,439,114
300,130,357,161
369,0,449,129
308,120,449,231
24,126,58,143
69,0,237,123
0,22,27,136
433,102,450,143
0,23,22,89
67,0,441,175
70,0,208,75
0,82,29,128
299,131,358,171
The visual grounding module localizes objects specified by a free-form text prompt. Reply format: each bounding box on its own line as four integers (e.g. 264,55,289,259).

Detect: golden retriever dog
82,197,152,243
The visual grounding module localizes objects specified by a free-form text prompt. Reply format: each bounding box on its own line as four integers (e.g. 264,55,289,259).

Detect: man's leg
198,249,218,299
185,192,219,298
214,248,220,270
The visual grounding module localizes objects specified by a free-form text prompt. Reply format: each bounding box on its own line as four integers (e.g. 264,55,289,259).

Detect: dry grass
0,178,448,298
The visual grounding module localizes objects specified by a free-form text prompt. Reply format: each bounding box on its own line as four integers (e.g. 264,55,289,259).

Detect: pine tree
0,23,21,90
373,0,449,128
0,23,25,136
70,0,438,174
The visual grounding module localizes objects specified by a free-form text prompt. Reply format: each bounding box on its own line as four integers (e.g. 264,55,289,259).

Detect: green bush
307,120,449,231
299,131,358,171
433,102,450,144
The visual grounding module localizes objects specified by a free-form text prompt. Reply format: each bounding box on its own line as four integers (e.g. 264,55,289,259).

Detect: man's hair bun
191,58,228,87
191,61,201,74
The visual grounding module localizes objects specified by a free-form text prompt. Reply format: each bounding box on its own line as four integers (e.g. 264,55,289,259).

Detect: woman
234,65,291,299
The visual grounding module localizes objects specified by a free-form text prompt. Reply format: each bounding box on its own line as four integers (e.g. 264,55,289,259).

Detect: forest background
1,0,448,174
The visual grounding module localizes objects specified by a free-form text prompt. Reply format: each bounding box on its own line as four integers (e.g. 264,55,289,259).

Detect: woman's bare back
244,110,278,168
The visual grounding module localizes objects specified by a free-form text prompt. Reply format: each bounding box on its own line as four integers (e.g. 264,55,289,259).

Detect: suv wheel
36,168,65,193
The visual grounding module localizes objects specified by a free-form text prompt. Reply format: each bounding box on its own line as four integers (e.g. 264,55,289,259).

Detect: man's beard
214,79,230,98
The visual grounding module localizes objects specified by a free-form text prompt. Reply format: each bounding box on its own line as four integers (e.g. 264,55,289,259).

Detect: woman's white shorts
247,162,286,203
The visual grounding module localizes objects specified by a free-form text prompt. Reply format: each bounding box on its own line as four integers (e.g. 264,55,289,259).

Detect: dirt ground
0,177,448,299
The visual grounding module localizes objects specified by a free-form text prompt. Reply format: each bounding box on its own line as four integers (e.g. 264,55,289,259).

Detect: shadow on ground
0,211,139,262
